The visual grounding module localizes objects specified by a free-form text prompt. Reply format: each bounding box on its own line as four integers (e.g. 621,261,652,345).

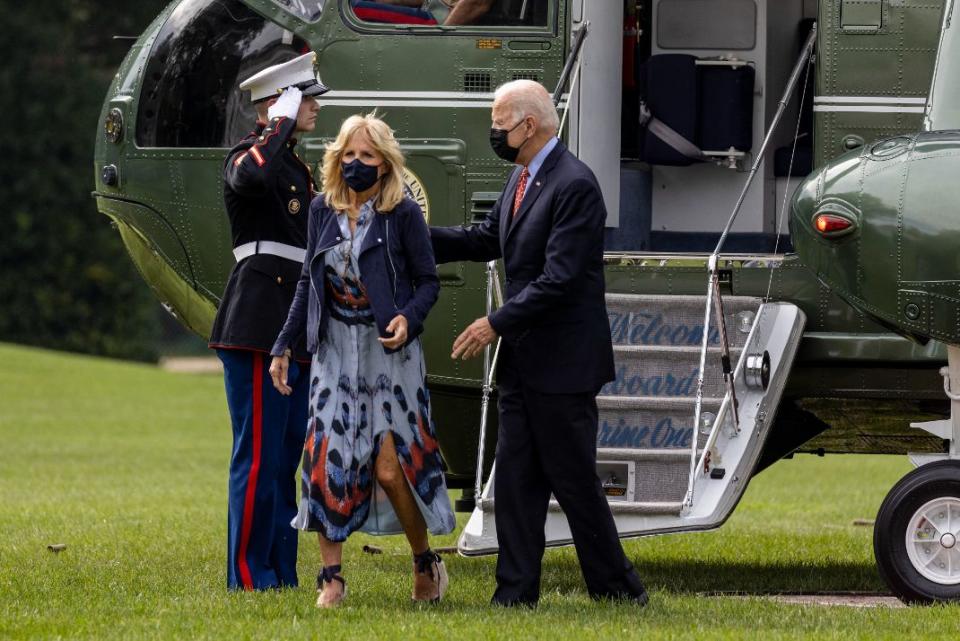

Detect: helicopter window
272,0,326,22
346,0,551,29
137,0,311,148
657,0,756,50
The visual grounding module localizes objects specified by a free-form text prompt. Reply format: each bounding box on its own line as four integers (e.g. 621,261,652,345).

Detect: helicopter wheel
874,460,960,604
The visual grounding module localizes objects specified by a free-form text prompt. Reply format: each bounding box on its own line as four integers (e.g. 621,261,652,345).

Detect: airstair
458,23,817,555
458,289,805,555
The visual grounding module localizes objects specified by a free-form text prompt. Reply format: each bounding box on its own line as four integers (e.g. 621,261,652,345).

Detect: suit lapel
505,142,566,245
499,167,522,249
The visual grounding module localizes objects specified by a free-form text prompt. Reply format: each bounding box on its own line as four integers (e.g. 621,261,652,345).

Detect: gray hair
493,79,560,135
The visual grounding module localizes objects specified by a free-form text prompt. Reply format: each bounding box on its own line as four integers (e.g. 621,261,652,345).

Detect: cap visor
301,82,329,97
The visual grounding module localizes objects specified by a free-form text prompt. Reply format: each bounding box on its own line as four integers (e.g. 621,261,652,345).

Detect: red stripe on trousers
237,352,263,591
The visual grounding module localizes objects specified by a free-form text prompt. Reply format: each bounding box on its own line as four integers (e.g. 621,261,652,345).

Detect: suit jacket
208,117,314,362
430,141,615,394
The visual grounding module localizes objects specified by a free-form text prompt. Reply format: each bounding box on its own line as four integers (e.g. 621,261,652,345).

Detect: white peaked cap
239,51,329,103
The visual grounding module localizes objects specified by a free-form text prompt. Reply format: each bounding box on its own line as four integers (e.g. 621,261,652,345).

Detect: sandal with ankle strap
315,564,347,608
412,549,448,603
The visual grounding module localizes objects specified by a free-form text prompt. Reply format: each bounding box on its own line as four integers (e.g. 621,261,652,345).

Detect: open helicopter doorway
462,0,815,557
567,0,817,255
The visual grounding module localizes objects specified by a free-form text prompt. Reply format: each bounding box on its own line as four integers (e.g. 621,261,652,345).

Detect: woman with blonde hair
269,113,455,607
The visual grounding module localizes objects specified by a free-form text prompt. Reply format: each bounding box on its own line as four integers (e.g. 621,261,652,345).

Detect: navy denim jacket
271,195,439,356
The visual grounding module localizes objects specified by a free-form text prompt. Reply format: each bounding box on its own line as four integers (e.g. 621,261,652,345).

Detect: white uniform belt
233,241,306,264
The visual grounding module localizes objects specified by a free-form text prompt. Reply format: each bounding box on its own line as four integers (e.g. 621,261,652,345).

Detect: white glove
268,86,302,121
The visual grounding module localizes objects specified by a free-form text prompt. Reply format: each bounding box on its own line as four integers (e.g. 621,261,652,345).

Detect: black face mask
489,118,527,163
341,158,381,192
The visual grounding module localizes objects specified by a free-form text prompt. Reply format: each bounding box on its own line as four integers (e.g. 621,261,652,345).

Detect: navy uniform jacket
430,142,615,394
208,116,314,362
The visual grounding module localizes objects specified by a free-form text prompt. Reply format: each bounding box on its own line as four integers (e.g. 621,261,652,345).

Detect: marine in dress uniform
208,52,329,591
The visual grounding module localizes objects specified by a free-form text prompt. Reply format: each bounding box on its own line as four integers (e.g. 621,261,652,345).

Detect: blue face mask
341,158,381,192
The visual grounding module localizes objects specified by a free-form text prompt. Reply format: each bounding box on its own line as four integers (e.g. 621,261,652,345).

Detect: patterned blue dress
291,201,456,542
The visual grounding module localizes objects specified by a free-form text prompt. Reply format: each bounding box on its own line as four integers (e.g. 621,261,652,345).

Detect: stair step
597,396,720,451
606,293,760,348
596,447,692,461
603,345,741,399
597,395,724,409
549,499,684,515
478,498,685,516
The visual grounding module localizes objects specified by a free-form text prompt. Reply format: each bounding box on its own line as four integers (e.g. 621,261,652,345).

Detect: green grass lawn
1,342,958,640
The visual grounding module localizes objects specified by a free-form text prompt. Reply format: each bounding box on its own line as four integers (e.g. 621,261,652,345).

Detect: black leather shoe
491,596,538,608
632,588,650,607
591,587,649,606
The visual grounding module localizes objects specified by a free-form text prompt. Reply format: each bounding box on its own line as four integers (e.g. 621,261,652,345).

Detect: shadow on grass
634,557,886,595
448,554,885,597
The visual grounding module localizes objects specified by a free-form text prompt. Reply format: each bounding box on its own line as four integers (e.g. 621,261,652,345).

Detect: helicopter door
606,0,814,254
565,0,623,225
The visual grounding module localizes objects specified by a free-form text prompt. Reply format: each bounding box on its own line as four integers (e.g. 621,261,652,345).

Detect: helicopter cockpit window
347,0,550,29
137,0,311,148
272,0,325,22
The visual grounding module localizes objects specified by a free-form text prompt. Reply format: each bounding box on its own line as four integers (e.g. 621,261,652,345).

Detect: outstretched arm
430,175,512,264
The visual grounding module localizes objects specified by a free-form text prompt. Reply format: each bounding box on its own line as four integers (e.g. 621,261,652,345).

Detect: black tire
874,460,960,604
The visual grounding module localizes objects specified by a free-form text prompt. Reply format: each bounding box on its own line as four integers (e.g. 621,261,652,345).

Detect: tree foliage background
0,1,171,361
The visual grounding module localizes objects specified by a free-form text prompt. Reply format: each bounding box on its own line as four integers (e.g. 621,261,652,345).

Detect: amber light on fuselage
814,213,852,234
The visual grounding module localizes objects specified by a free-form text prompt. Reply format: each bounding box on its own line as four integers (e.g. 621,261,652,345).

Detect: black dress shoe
490,596,538,608
591,587,649,606
632,588,650,607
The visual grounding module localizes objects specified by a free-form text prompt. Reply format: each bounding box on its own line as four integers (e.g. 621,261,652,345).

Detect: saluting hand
452,317,497,360
378,314,409,350
268,86,303,121
269,354,292,396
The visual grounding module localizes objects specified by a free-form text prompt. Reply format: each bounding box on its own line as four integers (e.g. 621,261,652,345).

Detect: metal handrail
692,304,765,484
684,24,818,508
553,21,589,105
474,260,504,501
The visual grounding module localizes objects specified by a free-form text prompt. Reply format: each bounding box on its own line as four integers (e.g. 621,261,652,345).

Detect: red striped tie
512,167,529,217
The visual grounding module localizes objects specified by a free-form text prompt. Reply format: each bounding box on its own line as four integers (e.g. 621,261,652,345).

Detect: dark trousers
492,346,645,605
217,349,309,591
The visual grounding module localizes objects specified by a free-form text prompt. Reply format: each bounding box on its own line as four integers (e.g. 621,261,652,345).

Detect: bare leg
374,431,429,554
375,432,448,601
316,533,345,605
376,432,446,600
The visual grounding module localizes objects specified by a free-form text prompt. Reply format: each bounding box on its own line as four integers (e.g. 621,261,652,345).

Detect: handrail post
553,22,590,106
686,255,718,507
474,260,503,502
685,24,817,509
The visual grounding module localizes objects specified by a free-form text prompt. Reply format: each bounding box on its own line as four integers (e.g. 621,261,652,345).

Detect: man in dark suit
430,80,648,607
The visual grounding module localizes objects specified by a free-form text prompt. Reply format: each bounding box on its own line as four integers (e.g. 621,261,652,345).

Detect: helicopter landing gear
875,345,960,603
874,460,960,603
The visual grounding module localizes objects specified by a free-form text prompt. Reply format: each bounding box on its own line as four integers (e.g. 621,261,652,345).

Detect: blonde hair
322,113,406,213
